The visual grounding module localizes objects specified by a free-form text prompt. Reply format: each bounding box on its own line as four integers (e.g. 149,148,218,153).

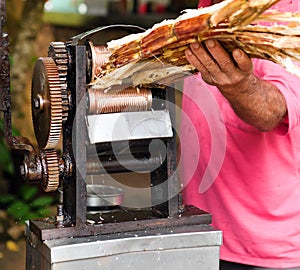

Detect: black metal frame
0,2,211,240
29,42,211,241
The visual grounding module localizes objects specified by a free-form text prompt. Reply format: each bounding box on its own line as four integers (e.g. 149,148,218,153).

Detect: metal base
26,223,222,270
28,206,212,240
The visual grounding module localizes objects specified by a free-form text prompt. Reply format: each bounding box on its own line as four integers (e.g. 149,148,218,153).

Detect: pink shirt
198,0,299,11
181,0,300,267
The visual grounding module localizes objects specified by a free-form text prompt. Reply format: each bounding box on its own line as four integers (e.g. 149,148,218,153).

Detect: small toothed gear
48,41,69,121
41,149,60,192
31,57,63,150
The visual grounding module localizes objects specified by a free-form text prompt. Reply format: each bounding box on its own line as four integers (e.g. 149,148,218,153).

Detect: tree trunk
8,0,45,141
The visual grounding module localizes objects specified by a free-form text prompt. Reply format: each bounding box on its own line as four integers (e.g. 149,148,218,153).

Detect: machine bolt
56,204,64,227
20,165,25,177
33,97,40,109
19,164,26,177
33,95,44,111
57,204,64,216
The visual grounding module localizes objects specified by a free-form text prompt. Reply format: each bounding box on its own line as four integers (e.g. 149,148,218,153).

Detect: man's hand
185,40,254,97
184,40,287,132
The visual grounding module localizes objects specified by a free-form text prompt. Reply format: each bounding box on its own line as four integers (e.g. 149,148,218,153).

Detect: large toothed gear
31,57,63,150
48,42,69,121
41,149,60,192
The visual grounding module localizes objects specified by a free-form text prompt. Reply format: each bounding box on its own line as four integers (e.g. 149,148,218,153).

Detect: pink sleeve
253,59,300,134
271,0,300,12
198,0,299,11
198,0,212,8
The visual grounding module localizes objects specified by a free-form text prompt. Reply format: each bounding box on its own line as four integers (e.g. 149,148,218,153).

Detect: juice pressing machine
0,1,222,269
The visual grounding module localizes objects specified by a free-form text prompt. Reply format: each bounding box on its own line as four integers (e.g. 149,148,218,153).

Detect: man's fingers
190,42,219,73
232,49,253,73
204,39,235,72
185,47,206,72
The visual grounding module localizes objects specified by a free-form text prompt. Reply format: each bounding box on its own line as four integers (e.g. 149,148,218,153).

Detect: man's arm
185,40,287,132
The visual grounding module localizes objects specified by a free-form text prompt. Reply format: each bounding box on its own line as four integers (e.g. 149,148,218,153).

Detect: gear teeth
49,42,69,121
44,58,62,149
42,149,59,192
31,57,63,150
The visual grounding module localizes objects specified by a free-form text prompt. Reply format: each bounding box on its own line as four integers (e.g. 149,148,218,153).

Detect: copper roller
88,41,110,82
88,41,111,81
88,86,153,114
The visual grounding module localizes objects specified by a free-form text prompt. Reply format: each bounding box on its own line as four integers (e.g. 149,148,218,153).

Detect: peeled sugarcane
90,0,300,90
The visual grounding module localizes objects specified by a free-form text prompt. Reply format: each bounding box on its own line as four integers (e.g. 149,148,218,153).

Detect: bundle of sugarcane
90,0,300,90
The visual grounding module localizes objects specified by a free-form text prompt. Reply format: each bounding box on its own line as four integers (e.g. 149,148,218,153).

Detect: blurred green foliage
0,185,55,223
0,119,55,223
0,0,56,227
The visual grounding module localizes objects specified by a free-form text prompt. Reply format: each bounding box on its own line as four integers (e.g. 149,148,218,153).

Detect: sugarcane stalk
92,0,300,89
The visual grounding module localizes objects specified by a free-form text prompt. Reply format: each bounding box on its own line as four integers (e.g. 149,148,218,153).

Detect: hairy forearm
184,40,288,131
219,73,287,131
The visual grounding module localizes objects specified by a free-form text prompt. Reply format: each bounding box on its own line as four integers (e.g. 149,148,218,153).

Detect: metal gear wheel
31,57,63,150
41,149,60,192
48,42,69,121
